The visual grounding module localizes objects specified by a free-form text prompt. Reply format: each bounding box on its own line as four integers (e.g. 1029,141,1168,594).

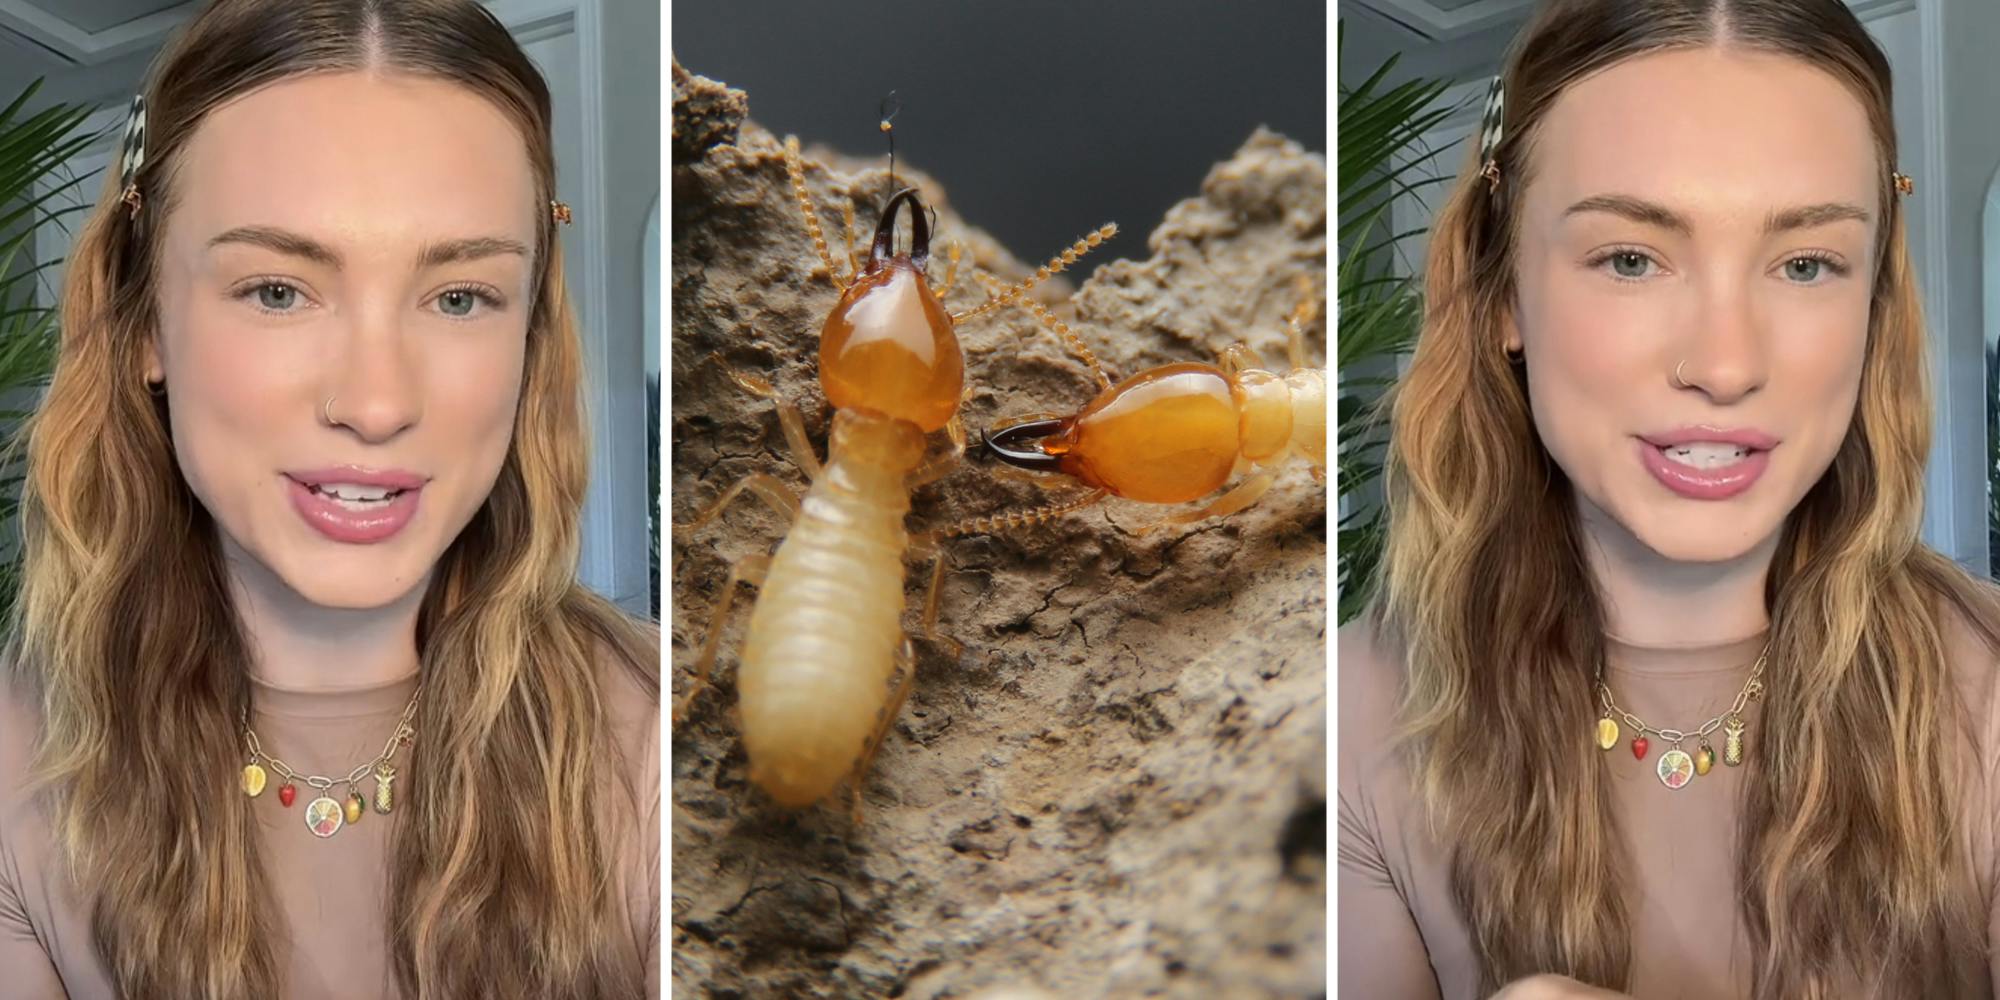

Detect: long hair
1377,1,2000,995
5,1,658,997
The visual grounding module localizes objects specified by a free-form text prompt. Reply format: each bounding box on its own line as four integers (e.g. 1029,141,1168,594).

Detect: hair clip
1477,74,1506,195
551,199,573,226
1893,172,1914,196
118,94,147,220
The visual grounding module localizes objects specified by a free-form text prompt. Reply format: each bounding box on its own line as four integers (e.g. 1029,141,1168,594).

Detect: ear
142,335,164,385
1501,310,1523,355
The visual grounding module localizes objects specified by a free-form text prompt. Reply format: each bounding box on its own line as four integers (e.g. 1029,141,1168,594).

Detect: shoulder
1336,617,1417,826
584,618,659,821
0,673,43,832
0,673,50,928
1337,617,1408,758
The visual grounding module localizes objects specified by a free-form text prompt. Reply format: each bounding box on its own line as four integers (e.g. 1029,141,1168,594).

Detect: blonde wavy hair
4,1,657,997
1376,0,2000,996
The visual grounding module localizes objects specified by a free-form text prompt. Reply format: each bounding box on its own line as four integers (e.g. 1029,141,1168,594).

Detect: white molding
1352,0,1538,41
567,0,637,610
1913,0,1966,564
0,1,197,64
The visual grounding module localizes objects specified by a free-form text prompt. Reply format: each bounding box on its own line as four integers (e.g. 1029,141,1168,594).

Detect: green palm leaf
1336,32,1464,624
0,80,106,622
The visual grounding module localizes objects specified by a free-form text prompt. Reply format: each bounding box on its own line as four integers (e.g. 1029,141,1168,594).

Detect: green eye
439,289,477,317
257,283,299,310
1785,258,1822,282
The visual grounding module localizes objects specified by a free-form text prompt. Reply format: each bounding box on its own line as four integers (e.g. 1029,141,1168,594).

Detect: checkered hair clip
1477,74,1505,195
119,94,147,220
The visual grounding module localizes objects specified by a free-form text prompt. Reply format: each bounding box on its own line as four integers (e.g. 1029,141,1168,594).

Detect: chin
1619,497,1781,565
264,539,437,610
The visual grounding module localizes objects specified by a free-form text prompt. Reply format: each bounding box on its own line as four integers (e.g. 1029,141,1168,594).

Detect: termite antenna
878,91,901,200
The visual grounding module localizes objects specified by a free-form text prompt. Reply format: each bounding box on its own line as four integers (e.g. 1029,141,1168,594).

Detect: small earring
1893,172,1914,196
550,199,573,226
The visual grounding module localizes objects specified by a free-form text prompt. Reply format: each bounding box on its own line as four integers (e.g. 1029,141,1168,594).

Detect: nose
321,304,422,442
1673,274,1767,403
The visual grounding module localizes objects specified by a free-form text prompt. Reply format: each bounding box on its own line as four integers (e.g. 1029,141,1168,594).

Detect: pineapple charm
374,762,397,815
1723,713,1746,767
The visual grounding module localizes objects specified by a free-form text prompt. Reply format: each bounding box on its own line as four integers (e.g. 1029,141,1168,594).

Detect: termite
978,277,1326,534
672,134,1115,815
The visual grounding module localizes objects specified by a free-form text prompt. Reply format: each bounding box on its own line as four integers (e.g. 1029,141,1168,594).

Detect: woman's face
150,71,537,609
1509,47,1880,565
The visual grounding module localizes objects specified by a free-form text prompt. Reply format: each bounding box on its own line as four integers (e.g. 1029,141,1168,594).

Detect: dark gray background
672,0,1326,275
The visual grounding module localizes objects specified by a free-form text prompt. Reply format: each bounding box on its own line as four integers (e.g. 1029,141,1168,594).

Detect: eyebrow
1563,194,1873,237
206,227,531,269
417,236,531,268
208,225,341,267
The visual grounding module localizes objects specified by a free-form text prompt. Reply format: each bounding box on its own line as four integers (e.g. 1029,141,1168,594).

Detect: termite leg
840,199,861,285
916,550,965,660
1137,471,1277,535
930,241,962,300
675,472,800,537
1286,273,1321,372
952,223,1117,326
1219,343,1267,378
850,637,917,824
783,135,847,291
674,552,772,724
908,412,967,489
711,357,823,480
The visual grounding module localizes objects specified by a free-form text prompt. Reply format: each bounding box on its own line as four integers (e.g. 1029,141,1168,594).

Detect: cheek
1516,275,1674,479
159,299,319,507
428,335,528,490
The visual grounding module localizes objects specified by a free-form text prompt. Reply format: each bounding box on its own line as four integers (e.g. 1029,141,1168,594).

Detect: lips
1636,438,1770,500
284,467,427,544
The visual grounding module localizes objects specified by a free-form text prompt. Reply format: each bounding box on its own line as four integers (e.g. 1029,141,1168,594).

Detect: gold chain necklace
1595,646,1767,789
240,686,420,839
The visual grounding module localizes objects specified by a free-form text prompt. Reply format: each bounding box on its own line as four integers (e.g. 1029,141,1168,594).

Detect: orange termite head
986,363,1241,504
817,187,964,433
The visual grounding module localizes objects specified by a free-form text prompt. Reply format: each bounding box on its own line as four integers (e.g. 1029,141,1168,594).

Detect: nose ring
1673,361,1692,390
323,395,341,427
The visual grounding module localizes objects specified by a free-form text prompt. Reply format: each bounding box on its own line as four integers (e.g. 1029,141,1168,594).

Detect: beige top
1338,617,2000,999
0,660,659,999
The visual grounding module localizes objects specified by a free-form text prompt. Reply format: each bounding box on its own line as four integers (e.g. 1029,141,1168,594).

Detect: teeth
1663,442,1750,470
310,482,399,503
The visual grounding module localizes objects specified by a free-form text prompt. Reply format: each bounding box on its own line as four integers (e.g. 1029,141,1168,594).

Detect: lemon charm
241,762,267,798
1596,716,1620,750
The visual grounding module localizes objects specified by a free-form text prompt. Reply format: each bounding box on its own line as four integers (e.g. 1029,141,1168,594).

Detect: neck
1578,498,1774,648
223,536,426,690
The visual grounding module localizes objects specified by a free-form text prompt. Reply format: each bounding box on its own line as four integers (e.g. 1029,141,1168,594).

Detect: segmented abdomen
735,455,910,807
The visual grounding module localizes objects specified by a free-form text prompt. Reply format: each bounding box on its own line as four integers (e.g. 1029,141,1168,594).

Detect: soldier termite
978,276,1327,534
672,133,1115,817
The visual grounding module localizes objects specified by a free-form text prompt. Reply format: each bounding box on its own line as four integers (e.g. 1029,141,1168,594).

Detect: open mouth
1656,442,1762,469
302,482,412,509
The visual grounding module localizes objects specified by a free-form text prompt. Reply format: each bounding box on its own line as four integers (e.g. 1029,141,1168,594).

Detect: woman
0,1,658,998
1338,1,2000,997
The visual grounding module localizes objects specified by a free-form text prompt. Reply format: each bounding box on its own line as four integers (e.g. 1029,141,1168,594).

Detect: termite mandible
979,276,1326,534
673,134,1115,817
